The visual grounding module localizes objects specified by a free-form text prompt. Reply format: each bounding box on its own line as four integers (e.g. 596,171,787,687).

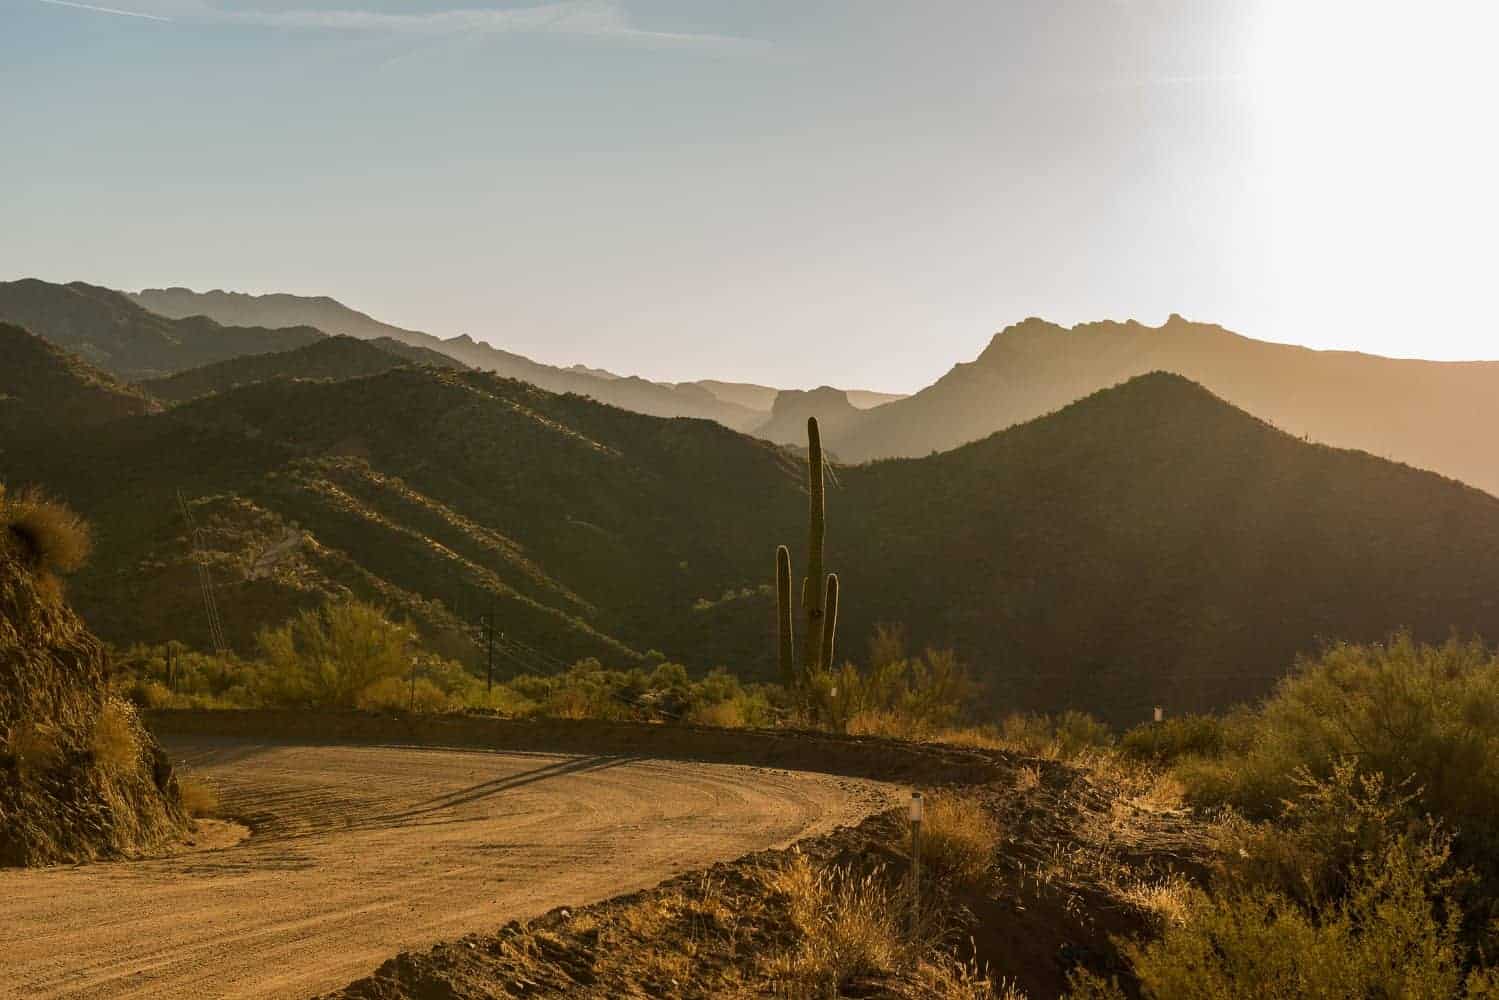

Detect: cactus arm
776,546,795,688
820,573,839,672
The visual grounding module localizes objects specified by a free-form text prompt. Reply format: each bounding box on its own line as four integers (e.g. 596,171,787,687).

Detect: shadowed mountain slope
826,315,1499,496
138,335,464,404
0,322,157,436
131,286,767,431
6,368,1499,722
0,280,324,381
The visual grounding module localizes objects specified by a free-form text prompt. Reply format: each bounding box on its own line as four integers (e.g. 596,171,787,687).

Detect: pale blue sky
4,1,1494,391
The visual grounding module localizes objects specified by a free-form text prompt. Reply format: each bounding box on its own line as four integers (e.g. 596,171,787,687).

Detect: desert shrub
256,598,415,708
357,676,453,713
993,711,1113,760
90,698,141,777
177,775,219,818
1120,713,1227,765
1179,634,1499,890
919,793,1000,885
1068,833,1487,1000
767,855,917,996
0,485,91,576
1211,762,1430,911
803,640,977,737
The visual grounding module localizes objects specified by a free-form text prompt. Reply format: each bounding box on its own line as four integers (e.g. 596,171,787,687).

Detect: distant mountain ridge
131,286,768,430
137,335,464,404
816,314,1499,495
128,286,906,430
0,280,324,381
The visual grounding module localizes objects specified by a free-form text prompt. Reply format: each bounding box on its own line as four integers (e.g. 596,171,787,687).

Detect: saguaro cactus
776,545,795,688
773,417,840,686
802,417,826,673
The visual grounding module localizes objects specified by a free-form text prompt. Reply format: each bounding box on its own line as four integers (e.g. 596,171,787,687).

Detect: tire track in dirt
0,739,897,999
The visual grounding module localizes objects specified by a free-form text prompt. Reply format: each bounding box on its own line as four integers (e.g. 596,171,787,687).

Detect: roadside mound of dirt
320,751,1210,1000
146,708,1024,786
0,531,186,866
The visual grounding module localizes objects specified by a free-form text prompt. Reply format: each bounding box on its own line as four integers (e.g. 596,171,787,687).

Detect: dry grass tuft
90,698,142,777
920,793,1001,885
766,855,916,996
178,775,221,818
1114,873,1195,928
0,485,92,576
7,720,63,780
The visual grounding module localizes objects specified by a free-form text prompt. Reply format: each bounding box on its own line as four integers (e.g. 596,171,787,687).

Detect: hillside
0,322,157,435
824,315,1499,496
7,368,1499,721
0,280,324,381
138,335,464,404
1,486,187,865
131,286,767,430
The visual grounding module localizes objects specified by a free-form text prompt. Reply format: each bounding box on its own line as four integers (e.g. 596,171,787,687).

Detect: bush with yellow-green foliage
1177,634,1499,891
803,625,978,737
1073,779,1489,997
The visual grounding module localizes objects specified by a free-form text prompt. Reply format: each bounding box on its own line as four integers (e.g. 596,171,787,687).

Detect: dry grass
90,698,142,777
849,709,931,741
7,720,62,780
0,485,92,575
1114,873,1195,928
766,855,917,997
920,793,1001,885
178,775,220,818
688,699,751,729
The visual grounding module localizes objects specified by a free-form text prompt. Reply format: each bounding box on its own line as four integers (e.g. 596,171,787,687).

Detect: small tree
257,598,414,707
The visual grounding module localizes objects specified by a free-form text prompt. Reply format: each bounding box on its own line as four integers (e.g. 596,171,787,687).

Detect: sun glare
1249,2,1498,356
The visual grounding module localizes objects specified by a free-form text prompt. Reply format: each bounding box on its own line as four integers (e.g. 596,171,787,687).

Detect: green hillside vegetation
0,322,157,436
7,363,1499,722
137,335,464,404
0,279,324,381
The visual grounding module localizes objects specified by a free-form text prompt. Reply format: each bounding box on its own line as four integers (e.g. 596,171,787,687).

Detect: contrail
35,0,172,22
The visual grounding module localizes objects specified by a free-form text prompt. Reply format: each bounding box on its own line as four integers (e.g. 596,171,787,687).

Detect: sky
3,0,1496,392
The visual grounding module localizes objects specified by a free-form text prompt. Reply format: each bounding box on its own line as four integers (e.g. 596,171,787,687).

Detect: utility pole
479,610,496,695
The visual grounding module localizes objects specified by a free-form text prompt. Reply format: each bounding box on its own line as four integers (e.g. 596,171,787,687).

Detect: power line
178,490,229,658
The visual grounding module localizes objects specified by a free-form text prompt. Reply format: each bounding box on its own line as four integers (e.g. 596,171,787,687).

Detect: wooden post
909,792,924,930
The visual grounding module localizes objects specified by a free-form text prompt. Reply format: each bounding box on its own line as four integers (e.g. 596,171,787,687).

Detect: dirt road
0,738,897,999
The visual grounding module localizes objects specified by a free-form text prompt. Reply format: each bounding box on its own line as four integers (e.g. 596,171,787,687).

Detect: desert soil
0,738,897,999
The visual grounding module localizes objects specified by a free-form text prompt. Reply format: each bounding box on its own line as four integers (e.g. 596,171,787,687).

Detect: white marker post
909,791,924,930
1154,705,1164,724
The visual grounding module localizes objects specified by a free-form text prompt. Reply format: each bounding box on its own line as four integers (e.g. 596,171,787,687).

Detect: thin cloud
217,1,755,47
35,0,172,21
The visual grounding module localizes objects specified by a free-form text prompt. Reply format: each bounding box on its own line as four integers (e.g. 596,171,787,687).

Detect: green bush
1120,713,1229,765
1071,836,1485,999
1178,634,1499,889
255,598,416,708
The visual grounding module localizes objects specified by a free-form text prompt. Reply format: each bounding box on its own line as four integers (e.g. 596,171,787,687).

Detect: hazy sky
4,1,1495,391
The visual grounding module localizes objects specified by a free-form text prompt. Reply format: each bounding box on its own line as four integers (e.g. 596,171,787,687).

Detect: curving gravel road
0,738,897,999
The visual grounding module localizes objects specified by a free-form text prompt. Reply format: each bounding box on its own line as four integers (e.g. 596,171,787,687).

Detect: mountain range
783,315,1499,497
0,280,324,382
6,318,1499,722
129,286,901,430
